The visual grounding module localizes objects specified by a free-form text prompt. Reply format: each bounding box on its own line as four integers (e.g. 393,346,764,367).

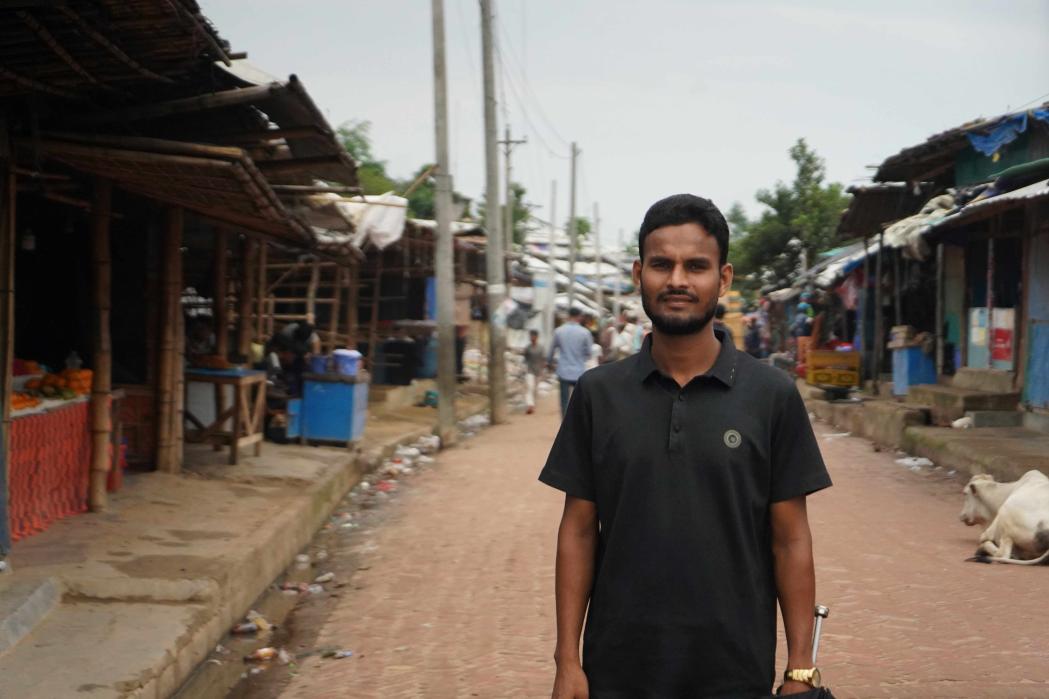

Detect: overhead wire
495,40,569,160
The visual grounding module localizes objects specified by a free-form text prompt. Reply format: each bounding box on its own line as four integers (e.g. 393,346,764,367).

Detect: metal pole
499,126,526,253
479,0,507,424
567,142,578,310
432,0,457,444
546,180,557,345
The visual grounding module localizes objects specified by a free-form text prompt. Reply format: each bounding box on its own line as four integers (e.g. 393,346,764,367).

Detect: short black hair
638,194,730,265
529,329,539,336
568,307,583,318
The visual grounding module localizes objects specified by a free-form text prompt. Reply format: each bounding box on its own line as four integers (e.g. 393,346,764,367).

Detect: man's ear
719,262,734,297
632,258,642,287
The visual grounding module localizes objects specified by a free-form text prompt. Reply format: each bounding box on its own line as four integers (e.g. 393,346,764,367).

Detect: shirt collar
633,328,738,387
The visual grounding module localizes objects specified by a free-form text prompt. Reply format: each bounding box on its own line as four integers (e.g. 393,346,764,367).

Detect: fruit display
11,392,41,411
19,369,92,402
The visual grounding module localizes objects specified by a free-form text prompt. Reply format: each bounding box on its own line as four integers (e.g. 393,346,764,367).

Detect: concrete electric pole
498,126,527,254
479,0,507,424
431,0,457,445
566,142,579,311
613,227,623,318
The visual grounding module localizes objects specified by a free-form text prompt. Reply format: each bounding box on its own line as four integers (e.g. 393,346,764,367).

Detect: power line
494,41,569,160
493,15,572,149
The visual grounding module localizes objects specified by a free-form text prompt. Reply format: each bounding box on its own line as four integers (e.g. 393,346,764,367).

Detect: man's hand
551,661,589,699
779,679,815,695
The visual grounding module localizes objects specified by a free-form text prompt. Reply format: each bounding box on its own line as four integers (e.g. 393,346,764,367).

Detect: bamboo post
212,229,229,358
238,237,256,358
306,258,319,325
155,207,182,472
175,236,185,457
89,179,112,511
328,266,342,351
368,251,384,368
255,242,267,343
873,230,885,394
346,259,359,350
0,150,15,556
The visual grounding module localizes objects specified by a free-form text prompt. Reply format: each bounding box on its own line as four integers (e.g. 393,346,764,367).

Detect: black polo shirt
539,331,831,699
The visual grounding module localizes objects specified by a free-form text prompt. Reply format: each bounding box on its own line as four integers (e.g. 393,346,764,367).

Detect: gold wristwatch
784,667,822,688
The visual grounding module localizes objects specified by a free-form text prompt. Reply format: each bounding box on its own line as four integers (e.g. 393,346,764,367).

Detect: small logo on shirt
723,429,742,449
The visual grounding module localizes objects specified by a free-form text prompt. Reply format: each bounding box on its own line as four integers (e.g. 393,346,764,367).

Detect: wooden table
184,369,266,464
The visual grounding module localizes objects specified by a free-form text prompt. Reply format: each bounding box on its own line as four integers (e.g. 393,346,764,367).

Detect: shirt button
677,394,685,401
673,424,681,433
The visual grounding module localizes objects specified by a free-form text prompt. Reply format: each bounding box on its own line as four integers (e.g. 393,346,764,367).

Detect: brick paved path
275,395,1049,699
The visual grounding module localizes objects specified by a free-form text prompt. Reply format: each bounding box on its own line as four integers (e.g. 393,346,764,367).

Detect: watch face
811,668,822,688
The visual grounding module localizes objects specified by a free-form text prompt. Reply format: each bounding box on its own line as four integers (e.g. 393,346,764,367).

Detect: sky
202,0,1048,247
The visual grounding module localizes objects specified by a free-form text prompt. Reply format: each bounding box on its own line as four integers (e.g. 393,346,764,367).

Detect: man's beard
641,288,718,336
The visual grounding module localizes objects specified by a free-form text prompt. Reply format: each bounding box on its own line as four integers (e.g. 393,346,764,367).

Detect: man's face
633,223,732,336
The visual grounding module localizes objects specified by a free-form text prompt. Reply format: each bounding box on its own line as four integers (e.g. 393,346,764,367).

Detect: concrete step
902,426,1049,481
0,576,60,656
964,410,1023,428
951,368,1015,393
907,384,1020,426
1023,411,1049,436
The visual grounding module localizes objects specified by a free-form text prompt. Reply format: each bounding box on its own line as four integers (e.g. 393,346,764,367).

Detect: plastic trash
231,622,259,635
307,584,325,595
245,647,277,662
278,649,293,665
952,416,974,429
246,610,272,632
376,480,396,493
314,572,335,583
315,550,329,562
323,649,354,659
895,456,934,469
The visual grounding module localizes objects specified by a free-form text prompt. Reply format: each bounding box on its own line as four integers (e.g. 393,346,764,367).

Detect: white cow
959,470,1049,565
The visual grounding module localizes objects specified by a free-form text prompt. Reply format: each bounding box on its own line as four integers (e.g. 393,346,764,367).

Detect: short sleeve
769,383,831,502
538,377,595,501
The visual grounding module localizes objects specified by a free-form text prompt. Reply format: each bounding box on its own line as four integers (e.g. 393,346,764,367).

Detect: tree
477,181,529,242
337,119,396,195
566,216,592,253
729,139,849,293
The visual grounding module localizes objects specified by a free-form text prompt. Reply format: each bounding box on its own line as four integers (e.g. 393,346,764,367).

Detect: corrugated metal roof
928,178,1049,231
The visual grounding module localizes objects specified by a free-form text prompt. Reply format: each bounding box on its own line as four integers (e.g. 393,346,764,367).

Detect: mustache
657,291,699,302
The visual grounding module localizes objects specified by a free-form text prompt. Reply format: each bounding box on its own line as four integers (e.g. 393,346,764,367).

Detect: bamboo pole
306,259,320,325
368,251,384,367
256,243,267,342
238,238,256,358
212,229,229,359
89,179,113,511
156,207,182,472
0,150,15,556
346,259,359,350
328,267,342,352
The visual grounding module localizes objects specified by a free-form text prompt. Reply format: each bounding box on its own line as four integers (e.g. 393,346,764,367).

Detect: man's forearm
773,538,816,668
554,519,597,663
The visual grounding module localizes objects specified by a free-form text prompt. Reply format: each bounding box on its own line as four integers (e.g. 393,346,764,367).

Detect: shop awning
23,134,310,244
927,178,1049,232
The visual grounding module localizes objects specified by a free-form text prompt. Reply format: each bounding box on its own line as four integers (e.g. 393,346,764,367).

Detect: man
523,329,545,415
541,194,831,698
264,320,321,396
547,307,594,417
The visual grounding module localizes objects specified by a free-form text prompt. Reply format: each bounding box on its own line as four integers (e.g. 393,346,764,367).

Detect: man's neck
650,326,721,387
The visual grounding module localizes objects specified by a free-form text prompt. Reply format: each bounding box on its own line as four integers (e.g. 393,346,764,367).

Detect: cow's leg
995,535,1015,561
976,521,1002,558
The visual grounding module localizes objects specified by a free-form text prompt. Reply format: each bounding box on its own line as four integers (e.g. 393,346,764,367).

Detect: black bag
771,687,837,698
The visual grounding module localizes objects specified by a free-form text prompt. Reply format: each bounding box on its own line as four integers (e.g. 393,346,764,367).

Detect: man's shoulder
734,350,796,396
578,353,636,389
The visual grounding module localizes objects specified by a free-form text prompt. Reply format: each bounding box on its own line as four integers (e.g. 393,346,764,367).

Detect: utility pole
498,125,527,254
479,0,507,424
431,0,457,445
545,180,557,344
567,142,579,310
593,202,603,312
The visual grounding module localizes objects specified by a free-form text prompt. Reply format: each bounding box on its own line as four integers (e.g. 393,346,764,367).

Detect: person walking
547,307,594,417
523,329,545,415
540,194,831,699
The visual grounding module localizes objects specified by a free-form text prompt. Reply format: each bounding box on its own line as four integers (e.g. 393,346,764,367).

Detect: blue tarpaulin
966,113,1027,157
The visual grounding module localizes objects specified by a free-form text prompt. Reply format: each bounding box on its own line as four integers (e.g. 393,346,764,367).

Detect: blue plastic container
309,355,330,374
333,349,361,376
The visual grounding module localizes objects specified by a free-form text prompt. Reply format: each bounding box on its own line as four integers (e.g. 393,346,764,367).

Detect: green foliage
336,120,473,217
728,138,850,293
477,181,530,242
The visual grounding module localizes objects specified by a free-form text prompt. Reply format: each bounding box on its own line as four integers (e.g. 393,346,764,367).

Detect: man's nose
667,263,688,287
